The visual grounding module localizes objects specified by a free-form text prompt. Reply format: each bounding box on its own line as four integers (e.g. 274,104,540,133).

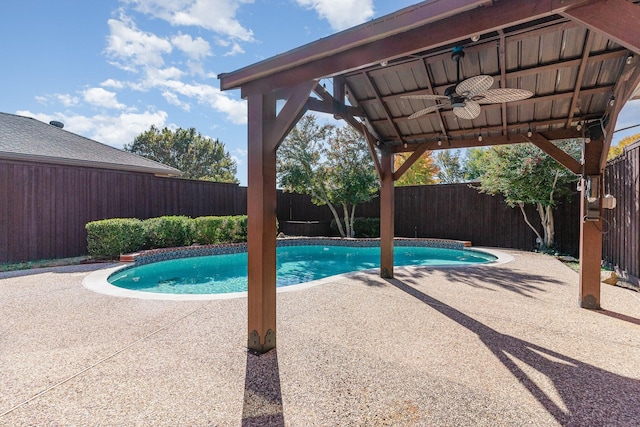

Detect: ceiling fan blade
401,94,449,100
453,101,480,120
456,75,494,98
408,104,445,119
475,88,533,104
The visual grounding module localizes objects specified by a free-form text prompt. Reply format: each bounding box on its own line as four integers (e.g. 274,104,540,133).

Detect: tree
475,141,580,250
463,147,489,181
394,151,439,186
434,150,464,183
124,126,238,183
608,132,640,159
277,115,379,238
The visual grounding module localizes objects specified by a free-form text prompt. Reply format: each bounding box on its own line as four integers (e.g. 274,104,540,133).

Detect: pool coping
83,240,513,301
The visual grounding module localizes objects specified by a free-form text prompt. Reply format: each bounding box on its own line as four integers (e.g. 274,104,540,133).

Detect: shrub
194,215,248,244
330,217,380,238
194,216,226,244
86,218,146,259
144,216,195,248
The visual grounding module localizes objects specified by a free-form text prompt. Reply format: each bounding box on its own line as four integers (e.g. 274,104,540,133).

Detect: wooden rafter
565,30,595,128
498,30,508,136
390,128,581,153
372,86,614,127
561,0,640,55
362,71,405,144
390,117,577,143
418,57,448,142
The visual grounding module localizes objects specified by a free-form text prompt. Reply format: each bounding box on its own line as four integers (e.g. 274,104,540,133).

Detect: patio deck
1,249,639,426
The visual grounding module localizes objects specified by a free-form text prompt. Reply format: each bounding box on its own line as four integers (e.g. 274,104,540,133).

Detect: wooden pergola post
246,91,278,353
578,137,604,309
245,81,316,353
379,149,394,278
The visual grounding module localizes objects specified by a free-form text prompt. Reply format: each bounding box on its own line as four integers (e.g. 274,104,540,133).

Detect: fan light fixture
402,45,533,120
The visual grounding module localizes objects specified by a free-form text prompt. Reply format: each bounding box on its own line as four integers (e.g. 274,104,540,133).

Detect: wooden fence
603,141,640,283
278,184,580,257
0,159,246,263
0,157,591,264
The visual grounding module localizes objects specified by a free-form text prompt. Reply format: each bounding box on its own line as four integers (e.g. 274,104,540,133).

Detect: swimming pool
105,241,499,296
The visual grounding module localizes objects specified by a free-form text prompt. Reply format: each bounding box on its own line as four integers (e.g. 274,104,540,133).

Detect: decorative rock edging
120,237,471,267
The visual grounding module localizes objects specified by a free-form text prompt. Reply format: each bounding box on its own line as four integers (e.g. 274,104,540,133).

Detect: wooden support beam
526,133,582,175
562,0,640,55
578,137,604,309
393,144,429,181
246,82,312,354
268,80,317,150
379,149,394,279
362,125,383,180
391,128,582,153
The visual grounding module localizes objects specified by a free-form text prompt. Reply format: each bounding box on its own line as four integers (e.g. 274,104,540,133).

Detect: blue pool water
108,245,496,295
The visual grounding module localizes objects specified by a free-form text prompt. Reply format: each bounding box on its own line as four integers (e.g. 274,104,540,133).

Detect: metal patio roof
220,0,640,167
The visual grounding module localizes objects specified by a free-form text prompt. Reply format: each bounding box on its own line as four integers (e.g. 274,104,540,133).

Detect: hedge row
86,215,248,259
330,217,380,238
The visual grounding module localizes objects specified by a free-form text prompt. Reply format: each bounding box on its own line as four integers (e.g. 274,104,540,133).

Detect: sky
1,0,639,186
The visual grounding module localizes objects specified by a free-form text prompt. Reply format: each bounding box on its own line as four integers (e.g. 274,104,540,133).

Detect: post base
580,294,601,310
248,329,276,354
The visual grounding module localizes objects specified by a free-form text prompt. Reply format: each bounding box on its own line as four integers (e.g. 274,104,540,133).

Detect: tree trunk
536,203,555,248
326,200,346,237
342,204,352,238
349,205,356,238
518,202,544,247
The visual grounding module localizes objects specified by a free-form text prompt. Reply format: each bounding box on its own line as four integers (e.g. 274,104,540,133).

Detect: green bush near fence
330,217,380,238
194,215,247,244
86,218,147,259
144,216,195,249
86,215,249,259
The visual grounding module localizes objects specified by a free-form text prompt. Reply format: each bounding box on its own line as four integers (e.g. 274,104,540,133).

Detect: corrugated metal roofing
342,17,628,149
219,0,640,156
0,112,182,176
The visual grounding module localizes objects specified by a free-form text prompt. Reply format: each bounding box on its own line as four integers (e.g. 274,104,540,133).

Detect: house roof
220,0,640,171
0,112,182,176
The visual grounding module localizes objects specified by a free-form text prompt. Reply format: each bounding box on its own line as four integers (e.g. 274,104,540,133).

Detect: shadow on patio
385,276,640,425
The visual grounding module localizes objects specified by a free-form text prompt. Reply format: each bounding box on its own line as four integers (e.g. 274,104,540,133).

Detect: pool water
108,245,496,295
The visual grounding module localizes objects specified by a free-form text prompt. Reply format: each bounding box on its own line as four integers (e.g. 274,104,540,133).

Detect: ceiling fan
402,46,533,120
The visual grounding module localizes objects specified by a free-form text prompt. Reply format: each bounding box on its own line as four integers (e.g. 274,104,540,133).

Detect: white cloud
126,0,254,42
295,0,374,31
35,93,80,107
224,43,245,56
105,14,173,71
171,33,211,60
16,109,169,148
82,87,126,110
101,78,125,89
162,91,191,111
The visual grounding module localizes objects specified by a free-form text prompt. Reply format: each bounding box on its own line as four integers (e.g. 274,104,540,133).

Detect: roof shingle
0,112,181,176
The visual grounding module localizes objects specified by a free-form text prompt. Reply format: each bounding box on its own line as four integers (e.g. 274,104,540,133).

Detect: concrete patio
1,249,639,426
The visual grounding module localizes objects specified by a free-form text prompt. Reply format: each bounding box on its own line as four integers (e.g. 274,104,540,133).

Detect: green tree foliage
434,150,464,184
475,141,580,249
463,147,489,181
608,132,640,160
277,115,379,238
394,151,439,186
124,125,238,183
